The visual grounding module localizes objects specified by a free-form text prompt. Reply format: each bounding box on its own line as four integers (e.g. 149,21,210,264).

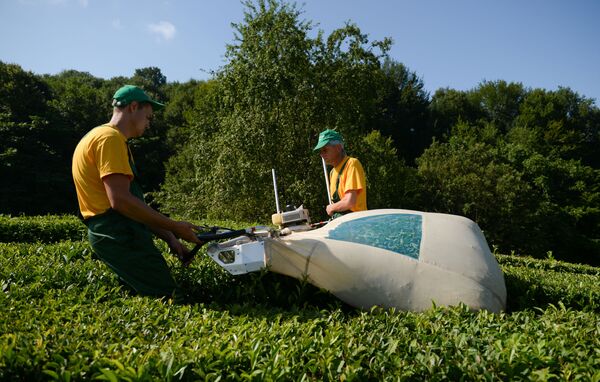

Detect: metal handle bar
187,228,251,259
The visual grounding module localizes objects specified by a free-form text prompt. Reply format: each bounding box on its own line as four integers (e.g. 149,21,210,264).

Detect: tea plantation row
1,215,599,380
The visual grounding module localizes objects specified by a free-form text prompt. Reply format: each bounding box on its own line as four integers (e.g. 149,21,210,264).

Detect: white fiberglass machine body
200,206,507,313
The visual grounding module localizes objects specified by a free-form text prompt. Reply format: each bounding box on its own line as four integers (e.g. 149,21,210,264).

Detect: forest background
1,0,599,265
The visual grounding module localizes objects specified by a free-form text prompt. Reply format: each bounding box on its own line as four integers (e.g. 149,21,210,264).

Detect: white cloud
78,0,89,7
147,21,176,42
112,19,123,30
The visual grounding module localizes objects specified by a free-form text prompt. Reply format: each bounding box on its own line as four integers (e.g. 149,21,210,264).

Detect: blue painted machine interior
327,214,422,259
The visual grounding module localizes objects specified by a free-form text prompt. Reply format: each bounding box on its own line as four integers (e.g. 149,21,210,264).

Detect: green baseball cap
313,129,344,151
112,85,165,110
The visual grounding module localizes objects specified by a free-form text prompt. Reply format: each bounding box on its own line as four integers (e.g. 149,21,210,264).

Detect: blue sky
1,0,599,105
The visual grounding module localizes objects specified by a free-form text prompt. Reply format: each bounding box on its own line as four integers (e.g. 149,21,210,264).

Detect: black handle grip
196,229,248,242
188,228,248,259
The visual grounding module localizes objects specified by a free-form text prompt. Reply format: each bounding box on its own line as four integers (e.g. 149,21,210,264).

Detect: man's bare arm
102,173,200,244
326,189,358,216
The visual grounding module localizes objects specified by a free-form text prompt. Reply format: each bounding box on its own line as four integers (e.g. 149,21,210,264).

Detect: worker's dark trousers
85,210,179,300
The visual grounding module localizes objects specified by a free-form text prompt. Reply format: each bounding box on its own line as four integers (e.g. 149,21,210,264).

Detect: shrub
0,214,85,243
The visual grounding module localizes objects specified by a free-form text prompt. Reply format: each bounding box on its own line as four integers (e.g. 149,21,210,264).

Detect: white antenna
321,157,333,205
272,168,281,214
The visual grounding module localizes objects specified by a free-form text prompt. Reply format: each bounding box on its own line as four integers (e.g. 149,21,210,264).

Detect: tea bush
0,214,86,243
498,254,600,312
1,220,599,380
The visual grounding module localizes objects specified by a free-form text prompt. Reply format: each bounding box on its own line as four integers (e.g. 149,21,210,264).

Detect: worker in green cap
72,85,201,301
314,129,367,217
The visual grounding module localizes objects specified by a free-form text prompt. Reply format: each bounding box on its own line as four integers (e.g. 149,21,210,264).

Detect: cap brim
313,140,329,151
148,100,165,110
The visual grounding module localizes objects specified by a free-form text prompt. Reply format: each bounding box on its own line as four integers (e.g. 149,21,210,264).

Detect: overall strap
332,157,350,203
126,144,145,202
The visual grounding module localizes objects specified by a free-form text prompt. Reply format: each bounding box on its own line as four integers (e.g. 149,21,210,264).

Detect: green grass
1,215,599,380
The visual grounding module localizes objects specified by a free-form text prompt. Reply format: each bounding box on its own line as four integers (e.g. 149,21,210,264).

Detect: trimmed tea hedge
0,214,86,243
498,255,600,312
0,215,262,245
1,221,599,380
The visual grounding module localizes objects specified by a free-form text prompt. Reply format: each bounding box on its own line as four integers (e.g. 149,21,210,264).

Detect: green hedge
0,214,263,244
1,240,600,380
0,214,86,243
498,254,600,312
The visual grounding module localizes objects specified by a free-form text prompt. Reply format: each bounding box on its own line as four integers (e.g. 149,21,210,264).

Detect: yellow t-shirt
329,156,367,212
72,124,133,219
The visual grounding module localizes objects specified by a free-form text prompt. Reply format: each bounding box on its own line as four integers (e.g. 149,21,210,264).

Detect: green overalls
331,157,350,219
84,146,179,299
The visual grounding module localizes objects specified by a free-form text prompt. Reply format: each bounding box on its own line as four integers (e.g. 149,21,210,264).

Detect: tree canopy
1,0,598,264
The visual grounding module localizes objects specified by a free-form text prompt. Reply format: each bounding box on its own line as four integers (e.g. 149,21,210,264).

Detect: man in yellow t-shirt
72,85,201,300
314,129,367,217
